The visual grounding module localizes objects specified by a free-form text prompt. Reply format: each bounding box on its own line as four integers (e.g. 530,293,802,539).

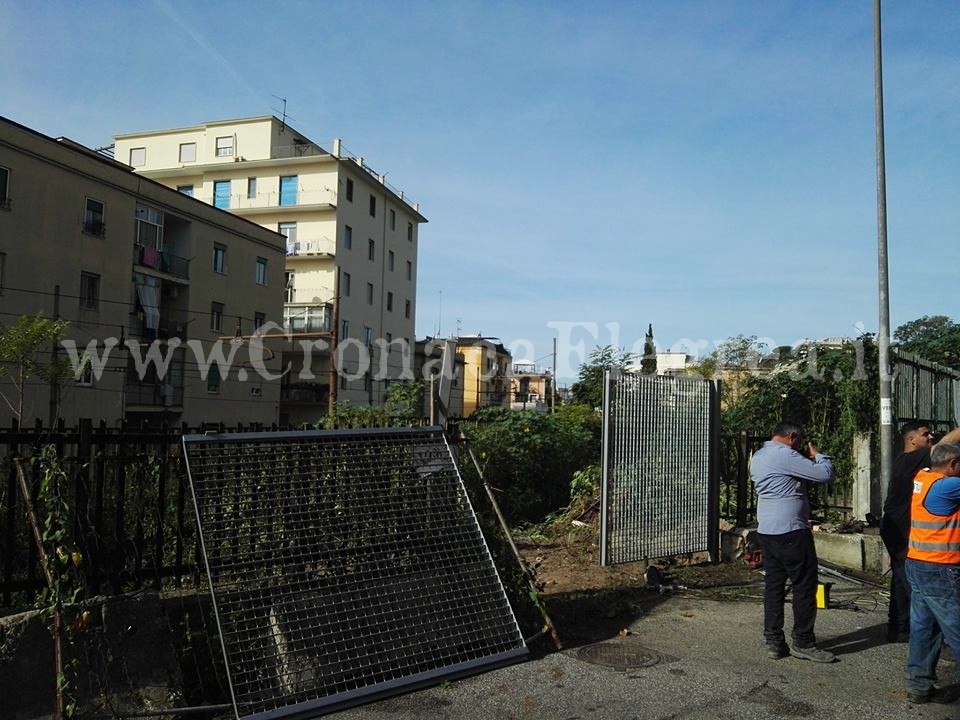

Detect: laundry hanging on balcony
135,277,161,336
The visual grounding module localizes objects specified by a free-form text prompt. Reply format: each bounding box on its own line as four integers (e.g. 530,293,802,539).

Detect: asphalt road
330,588,960,720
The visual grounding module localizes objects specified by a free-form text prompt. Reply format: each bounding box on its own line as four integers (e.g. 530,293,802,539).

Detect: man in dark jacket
881,422,960,642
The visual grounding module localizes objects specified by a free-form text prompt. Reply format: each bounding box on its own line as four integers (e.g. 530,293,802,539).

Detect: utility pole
874,0,893,506
552,337,557,413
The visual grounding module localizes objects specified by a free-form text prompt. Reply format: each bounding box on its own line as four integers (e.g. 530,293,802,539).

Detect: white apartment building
113,117,426,425
0,116,286,428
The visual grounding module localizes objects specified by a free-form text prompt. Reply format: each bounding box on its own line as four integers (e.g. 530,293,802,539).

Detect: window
213,244,227,274
215,136,234,157
387,291,393,312
341,319,350,339
406,260,412,281
388,250,395,272
80,272,100,309
278,221,297,251
368,238,375,261
343,271,351,297
344,225,352,250
366,282,374,305
207,364,221,393
0,166,10,209
135,204,163,249
369,194,376,217
386,332,392,343
179,143,197,162
129,147,146,167
213,180,230,209
83,198,105,236
407,222,413,242
254,312,266,330
405,299,411,319
285,272,295,302
247,177,257,200
345,177,354,202
279,175,298,206
177,185,194,197
211,302,224,332
363,326,373,348
389,208,396,230
0,252,5,294
255,257,267,285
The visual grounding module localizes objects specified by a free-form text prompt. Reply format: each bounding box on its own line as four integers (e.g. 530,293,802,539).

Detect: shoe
789,644,836,663
907,686,959,704
886,628,909,643
766,640,789,659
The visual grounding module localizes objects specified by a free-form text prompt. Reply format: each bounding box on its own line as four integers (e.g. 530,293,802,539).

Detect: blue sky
2,1,958,379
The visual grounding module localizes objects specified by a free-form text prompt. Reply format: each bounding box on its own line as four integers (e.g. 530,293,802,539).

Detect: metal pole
48,284,60,427
874,0,893,506
551,337,557,413
328,272,340,415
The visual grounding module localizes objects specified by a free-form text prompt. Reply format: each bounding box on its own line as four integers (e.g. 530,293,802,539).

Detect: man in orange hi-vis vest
904,441,960,705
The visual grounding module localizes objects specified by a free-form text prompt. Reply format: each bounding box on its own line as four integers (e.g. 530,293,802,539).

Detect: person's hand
806,441,818,460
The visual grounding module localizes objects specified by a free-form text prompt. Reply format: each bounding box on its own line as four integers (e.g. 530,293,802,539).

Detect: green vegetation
0,313,71,422
569,345,636,409
894,315,960,369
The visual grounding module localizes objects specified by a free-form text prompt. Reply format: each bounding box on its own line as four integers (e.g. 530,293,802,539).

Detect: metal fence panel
182,427,526,720
892,349,960,433
600,373,719,566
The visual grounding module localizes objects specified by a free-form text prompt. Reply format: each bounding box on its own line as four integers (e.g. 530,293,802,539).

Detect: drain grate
182,427,526,720
575,639,664,670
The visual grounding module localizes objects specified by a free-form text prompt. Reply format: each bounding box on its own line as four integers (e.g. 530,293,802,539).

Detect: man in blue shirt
751,421,835,662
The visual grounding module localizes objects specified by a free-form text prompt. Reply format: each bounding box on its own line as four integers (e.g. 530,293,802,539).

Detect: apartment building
113,117,426,425
457,338,512,417
0,116,286,428
509,363,553,412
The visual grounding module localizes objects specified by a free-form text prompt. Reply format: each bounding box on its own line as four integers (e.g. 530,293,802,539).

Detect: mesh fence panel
182,427,526,720
600,373,717,565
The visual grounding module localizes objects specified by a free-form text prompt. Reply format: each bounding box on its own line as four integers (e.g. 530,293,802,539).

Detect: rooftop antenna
271,95,294,133
456,317,462,338
436,290,443,337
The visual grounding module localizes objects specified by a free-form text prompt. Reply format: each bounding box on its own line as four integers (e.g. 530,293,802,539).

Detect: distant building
456,338,511,416
626,351,694,376
509,363,553,412
0,116,285,427
112,117,426,424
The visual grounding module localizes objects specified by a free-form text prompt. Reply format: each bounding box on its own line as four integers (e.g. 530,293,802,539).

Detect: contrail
150,0,264,105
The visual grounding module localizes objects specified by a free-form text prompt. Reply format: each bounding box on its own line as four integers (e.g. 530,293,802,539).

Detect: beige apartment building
0,116,286,428
113,117,426,426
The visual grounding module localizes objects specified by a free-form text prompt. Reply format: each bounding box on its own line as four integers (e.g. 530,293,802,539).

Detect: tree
641,324,657,375
714,334,769,370
894,315,960,369
0,314,71,423
570,345,636,408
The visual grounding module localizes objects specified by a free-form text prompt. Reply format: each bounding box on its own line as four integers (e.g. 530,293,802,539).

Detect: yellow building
457,338,512,417
113,117,427,425
0,116,285,427
509,363,553,411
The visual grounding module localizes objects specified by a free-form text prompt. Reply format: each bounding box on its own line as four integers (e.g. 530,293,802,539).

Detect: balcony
124,380,185,408
281,381,328,404
202,189,337,215
283,304,333,335
270,144,331,160
134,245,190,280
127,308,191,342
285,237,336,257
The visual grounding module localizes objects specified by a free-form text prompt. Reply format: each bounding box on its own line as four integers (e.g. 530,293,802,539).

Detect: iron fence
892,348,960,432
0,419,296,611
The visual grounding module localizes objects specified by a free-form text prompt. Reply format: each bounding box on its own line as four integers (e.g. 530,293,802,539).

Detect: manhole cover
575,640,664,670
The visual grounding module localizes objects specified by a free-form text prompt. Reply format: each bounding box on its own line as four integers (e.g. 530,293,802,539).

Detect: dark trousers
886,549,911,633
758,529,819,648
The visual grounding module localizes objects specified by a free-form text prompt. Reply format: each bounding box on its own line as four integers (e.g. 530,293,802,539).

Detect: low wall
812,530,888,577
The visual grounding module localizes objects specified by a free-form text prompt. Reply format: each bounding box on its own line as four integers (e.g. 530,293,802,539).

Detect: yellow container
816,582,833,609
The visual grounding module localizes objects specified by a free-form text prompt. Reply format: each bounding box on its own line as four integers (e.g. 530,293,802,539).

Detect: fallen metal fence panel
182,427,526,720
600,373,719,566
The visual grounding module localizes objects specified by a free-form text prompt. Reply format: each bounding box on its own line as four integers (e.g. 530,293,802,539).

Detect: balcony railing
200,189,337,211
280,382,327,403
123,380,185,408
128,309,191,342
286,237,336,256
270,144,331,160
283,304,333,334
0,196,10,211
134,245,190,280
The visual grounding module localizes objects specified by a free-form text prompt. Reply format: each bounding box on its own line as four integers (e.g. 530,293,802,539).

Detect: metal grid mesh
600,373,715,565
182,428,525,720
